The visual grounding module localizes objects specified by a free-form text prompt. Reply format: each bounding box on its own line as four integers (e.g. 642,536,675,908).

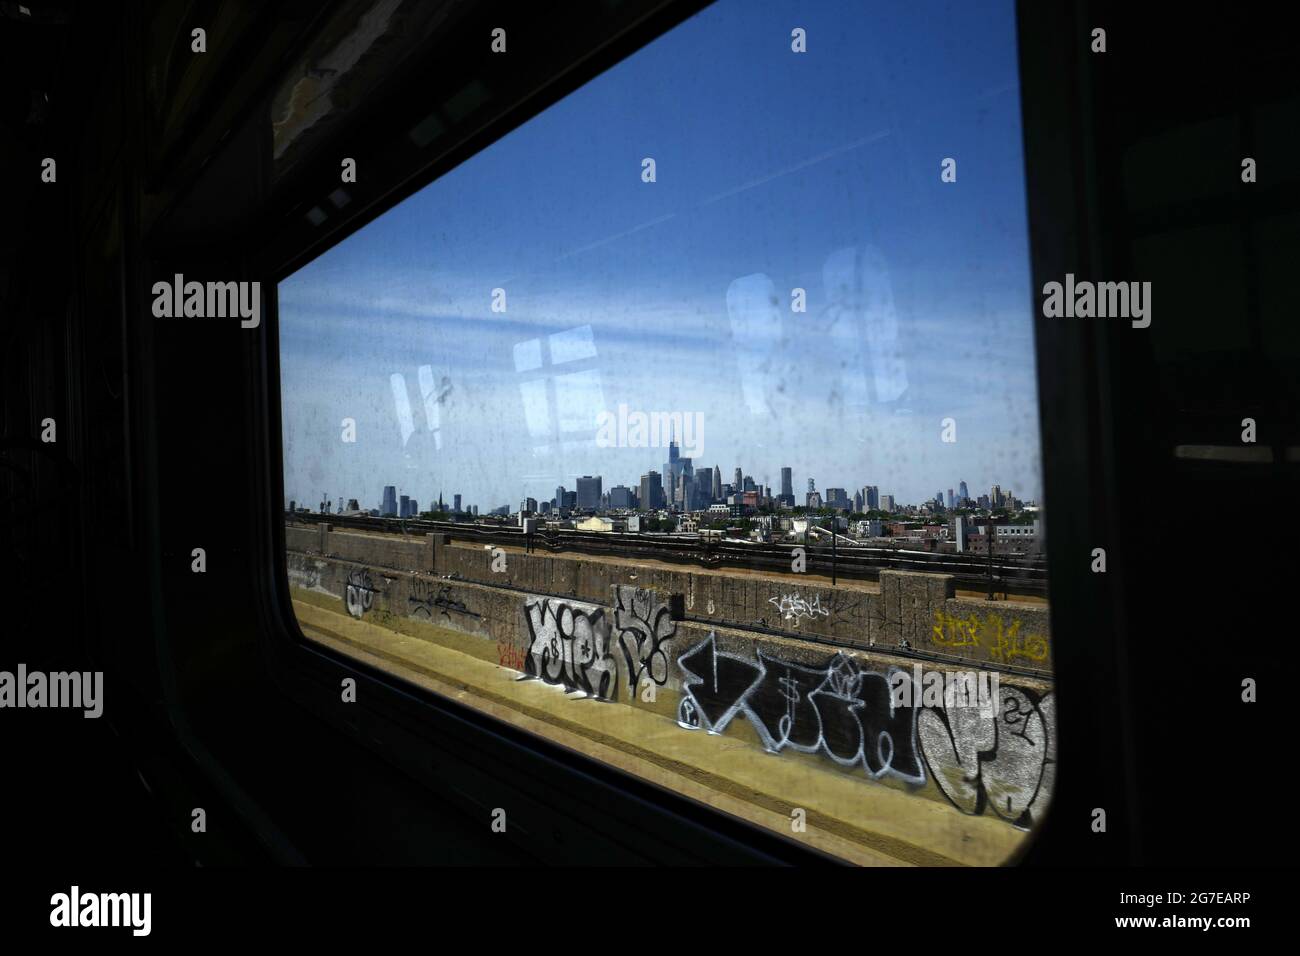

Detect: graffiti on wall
521,590,679,701
521,598,620,700
497,638,528,671
409,579,482,622
345,568,376,619
768,593,830,625
918,687,1055,828
287,555,322,590
931,609,1050,666
613,586,677,698
675,633,925,784
674,632,1056,828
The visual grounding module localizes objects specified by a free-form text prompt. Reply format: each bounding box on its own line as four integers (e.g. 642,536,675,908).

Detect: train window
277,0,1054,865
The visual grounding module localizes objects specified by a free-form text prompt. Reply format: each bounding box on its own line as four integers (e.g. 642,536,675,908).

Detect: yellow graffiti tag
932,612,982,648
931,609,1049,664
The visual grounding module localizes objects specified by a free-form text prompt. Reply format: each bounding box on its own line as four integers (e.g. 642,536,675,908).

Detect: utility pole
830,513,837,586
986,515,998,600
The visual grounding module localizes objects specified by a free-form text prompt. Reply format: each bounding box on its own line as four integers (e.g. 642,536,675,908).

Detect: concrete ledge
295,529,1052,670
287,545,1057,848
293,597,1028,866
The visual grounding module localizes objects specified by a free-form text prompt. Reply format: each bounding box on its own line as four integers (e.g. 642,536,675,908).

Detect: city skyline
279,0,1042,512
294,450,1030,518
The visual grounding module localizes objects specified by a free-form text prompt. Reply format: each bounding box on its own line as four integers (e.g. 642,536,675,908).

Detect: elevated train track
288,511,1049,597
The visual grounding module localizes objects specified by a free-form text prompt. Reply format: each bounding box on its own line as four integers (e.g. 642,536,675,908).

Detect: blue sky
279,0,1041,514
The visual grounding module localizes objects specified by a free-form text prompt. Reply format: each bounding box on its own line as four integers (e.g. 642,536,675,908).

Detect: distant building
576,516,618,533
639,471,664,511
576,475,602,510
953,515,972,551
693,467,712,500
399,494,410,518
381,485,398,517
453,494,462,513
862,485,879,510
879,494,895,513
608,485,635,509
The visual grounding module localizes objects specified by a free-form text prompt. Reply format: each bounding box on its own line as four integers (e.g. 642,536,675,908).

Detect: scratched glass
277,0,1053,865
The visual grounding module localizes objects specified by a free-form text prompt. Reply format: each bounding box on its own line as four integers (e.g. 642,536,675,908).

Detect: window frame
148,0,1139,866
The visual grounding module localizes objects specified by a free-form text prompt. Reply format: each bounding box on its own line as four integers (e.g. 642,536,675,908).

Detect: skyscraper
399,494,410,517
576,475,602,510
947,489,955,509
959,480,969,503
639,471,664,511
862,485,879,510
381,485,398,517
713,465,722,501
780,467,793,499
453,494,462,513
662,442,685,507
695,468,713,504
734,467,743,491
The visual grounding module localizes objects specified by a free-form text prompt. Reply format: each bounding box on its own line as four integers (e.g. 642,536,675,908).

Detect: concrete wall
292,527,1052,671
285,531,1057,830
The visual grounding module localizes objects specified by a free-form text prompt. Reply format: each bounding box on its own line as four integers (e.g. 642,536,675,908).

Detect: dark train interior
1,0,1295,916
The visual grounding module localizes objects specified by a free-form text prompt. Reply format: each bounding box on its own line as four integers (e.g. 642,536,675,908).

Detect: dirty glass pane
279,0,1052,865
